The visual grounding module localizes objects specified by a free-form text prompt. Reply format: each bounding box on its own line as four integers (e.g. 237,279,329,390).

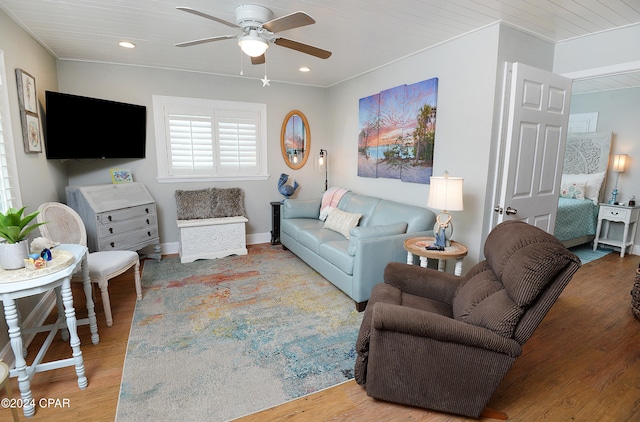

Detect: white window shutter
168,113,214,175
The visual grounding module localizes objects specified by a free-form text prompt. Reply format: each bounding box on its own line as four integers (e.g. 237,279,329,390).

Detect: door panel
494,62,572,234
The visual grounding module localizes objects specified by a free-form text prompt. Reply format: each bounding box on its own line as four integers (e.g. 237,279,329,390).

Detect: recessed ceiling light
299,67,310,72
119,41,136,49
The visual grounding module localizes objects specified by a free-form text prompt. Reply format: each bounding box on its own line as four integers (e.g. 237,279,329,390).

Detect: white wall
327,23,557,268
56,61,330,249
0,8,61,363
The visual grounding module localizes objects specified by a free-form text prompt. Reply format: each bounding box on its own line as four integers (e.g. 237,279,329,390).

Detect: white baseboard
0,290,57,367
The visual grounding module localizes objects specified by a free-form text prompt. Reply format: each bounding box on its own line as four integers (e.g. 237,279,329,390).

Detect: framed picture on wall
15,69,43,153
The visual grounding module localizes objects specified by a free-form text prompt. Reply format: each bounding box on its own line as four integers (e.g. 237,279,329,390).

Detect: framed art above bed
555,131,612,248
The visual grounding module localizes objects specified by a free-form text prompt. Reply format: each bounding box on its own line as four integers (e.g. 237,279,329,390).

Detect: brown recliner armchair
354,220,581,418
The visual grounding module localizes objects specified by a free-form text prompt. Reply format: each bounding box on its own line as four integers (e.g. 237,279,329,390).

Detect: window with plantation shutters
0,51,22,213
153,95,268,182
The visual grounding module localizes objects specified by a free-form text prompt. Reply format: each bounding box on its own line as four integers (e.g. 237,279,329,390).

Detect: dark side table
270,201,282,244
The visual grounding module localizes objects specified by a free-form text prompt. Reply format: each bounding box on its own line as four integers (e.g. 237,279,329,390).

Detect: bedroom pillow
561,172,605,204
323,208,362,239
559,182,586,199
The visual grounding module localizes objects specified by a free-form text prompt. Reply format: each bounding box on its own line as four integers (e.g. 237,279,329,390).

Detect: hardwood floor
2,252,639,421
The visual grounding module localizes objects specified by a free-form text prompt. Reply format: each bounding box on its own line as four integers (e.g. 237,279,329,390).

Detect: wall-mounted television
44,91,146,160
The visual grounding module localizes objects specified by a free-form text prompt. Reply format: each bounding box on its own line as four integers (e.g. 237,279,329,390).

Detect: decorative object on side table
609,154,628,204
0,207,46,270
278,173,299,201
426,171,464,247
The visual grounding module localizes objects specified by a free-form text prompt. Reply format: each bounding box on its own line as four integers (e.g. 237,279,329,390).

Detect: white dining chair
1,359,20,421
36,202,141,327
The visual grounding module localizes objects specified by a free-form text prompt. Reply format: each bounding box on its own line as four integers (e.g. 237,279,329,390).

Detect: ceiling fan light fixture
238,32,268,57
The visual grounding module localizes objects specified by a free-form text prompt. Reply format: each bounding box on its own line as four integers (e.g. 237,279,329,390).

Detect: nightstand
593,203,640,257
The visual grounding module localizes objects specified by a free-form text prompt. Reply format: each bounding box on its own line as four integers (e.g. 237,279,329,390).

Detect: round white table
0,244,99,417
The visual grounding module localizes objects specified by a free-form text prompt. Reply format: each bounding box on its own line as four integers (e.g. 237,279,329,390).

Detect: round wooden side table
403,236,468,276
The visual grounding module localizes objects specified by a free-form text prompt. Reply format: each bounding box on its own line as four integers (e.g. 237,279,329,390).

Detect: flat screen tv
44,91,146,159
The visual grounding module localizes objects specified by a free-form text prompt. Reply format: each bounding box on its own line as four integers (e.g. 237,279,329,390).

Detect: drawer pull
145,208,149,213
146,219,150,224
108,215,112,221
110,242,115,248
109,228,113,234
611,211,619,215
147,231,152,237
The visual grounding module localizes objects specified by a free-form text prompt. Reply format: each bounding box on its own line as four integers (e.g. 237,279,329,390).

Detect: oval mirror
281,110,310,170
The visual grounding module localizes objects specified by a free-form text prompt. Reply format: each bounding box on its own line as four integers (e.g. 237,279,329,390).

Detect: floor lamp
318,149,328,191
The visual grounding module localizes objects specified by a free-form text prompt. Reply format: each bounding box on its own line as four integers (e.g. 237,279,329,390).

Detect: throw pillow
559,182,586,199
347,223,407,255
323,208,362,239
561,172,605,203
212,188,246,217
175,189,215,220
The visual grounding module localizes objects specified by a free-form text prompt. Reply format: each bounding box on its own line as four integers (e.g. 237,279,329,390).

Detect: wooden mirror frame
281,110,310,170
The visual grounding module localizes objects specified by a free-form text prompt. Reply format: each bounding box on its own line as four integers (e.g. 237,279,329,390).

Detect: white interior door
493,62,573,233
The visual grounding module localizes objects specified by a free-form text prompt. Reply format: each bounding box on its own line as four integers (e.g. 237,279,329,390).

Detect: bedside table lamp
427,171,464,247
609,154,628,204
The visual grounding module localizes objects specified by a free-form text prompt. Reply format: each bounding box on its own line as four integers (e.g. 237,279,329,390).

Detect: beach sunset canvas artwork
358,77,438,183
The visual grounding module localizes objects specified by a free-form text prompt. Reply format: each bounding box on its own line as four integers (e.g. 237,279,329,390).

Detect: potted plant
0,207,46,270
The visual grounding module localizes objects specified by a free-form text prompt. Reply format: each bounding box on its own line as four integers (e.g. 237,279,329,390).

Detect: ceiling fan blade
176,6,239,29
251,54,266,65
274,38,332,59
175,35,236,47
262,11,315,33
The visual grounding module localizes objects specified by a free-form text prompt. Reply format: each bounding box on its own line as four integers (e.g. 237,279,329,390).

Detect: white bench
177,216,248,263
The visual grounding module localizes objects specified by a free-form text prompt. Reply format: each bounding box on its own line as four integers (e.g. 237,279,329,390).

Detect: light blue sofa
280,192,436,311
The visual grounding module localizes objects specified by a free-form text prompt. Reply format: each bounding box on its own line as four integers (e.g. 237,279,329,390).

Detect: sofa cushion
298,228,346,254
175,188,214,220
367,200,432,233
281,218,324,242
318,241,354,275
323,208,362,239
452,266,523,338
347,223,408,255
283,198,321,219
339,194,380,227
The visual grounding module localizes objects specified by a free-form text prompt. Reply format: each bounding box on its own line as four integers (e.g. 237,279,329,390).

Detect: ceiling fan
175,5,332,65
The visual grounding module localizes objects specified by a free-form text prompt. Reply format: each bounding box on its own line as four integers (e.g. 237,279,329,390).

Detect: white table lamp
609,154,628,204
427,171,464,247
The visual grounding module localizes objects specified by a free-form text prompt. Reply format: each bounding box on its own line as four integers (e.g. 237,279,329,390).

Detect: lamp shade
612,154,628,173
238,31,269,57
427,172,464,212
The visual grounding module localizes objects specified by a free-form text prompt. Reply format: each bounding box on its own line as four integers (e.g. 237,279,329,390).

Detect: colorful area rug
115,244,363,421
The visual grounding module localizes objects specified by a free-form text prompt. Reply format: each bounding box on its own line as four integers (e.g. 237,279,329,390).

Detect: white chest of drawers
66,183,161,259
